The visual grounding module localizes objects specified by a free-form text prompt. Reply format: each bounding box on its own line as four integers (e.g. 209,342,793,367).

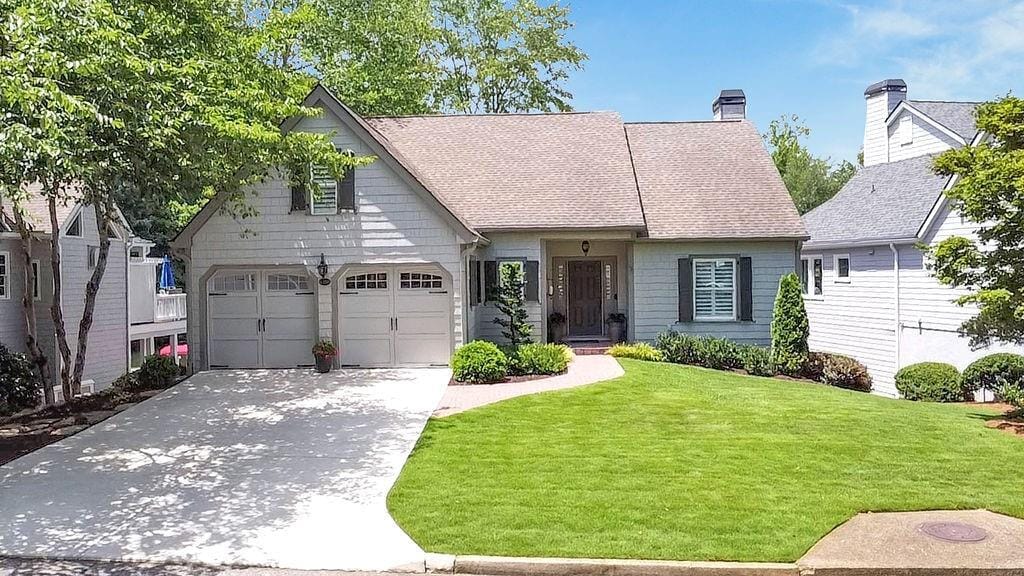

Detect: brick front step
568,340,613,355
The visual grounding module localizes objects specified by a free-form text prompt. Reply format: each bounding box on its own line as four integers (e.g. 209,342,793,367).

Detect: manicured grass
388,359,1024,562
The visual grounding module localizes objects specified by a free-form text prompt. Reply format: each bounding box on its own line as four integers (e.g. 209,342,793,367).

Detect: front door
568,260,603,337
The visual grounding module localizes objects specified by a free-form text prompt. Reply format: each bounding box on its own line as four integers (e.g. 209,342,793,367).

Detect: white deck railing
154,293,187,322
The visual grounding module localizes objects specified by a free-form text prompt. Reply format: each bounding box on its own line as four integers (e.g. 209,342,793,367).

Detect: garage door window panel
346,272,388,290
400,272,444,290
267,273,311,292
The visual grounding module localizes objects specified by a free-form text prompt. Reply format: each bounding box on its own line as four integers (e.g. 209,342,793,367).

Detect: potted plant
548,312,567,343
606,313,627,344
312,339,338,373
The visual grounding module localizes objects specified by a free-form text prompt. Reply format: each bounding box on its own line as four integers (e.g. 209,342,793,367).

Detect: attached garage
207,270,317,369
337,265,452,367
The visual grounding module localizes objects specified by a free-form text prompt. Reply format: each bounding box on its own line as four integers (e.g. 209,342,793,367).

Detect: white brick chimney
713,89,746,120
862,79,907,166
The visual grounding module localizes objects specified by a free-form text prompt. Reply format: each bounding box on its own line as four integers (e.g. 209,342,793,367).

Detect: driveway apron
0,368,449,571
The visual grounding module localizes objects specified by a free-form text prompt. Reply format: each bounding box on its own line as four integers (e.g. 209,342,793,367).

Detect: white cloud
814,0,1024,99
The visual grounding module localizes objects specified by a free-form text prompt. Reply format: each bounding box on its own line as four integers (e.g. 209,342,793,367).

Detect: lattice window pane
400,272,443,289
211,273,256,292
345,272,388,290
266,274,310,291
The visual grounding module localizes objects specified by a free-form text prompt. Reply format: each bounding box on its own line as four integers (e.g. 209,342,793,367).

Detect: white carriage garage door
207,270,316,369
338,265,452,367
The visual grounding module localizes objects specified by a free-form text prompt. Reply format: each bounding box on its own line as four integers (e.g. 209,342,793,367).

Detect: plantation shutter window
693,258,736,321
310,164,338,215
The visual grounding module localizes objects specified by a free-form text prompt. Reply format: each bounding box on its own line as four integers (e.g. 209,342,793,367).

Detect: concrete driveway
0,368,450,571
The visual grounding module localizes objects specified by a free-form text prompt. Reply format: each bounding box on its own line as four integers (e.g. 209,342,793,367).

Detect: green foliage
506,343,570,376
491,263,533,346
961,353,1024,395
433,0,587,114
607,343,665,363
0,344,41,416
111,371,141,394
452,341,509,383
655,332,742,371
763,115,856,214
819,353,872,392
137,356,180,390
929,96,1024,347
737,345,776,377
895,362,964,402
770,274,810,375
312,339,338,358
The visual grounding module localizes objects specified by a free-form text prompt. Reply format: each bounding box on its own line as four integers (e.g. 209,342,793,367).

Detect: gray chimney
713,89,746,120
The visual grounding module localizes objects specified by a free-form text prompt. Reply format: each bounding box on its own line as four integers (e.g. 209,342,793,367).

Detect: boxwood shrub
895,362,962,402
511,343,571,376
607,343,665,362
961,353,1024,395
654,332,742,371
0,344,41,416
737,345,775,377
452,341,509,383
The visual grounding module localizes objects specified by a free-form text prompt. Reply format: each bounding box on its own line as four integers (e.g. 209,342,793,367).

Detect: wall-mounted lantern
317,253,331,286
581,240,591,256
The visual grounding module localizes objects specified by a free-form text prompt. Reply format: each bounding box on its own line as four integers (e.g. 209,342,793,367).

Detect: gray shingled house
171,86,806,371
801,79,1023,397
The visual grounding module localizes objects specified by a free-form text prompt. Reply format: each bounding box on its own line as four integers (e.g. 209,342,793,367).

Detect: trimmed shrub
512,343,571,375
608,343,664,362
452,341,509,383
111,371,142,393
896,362,963,402
654,332,741,370
137,355,180,390
819,353,872,392
0,344,41,416
961,353,1024,395
737,345,775,377
655,332,703,365
770,273,810,375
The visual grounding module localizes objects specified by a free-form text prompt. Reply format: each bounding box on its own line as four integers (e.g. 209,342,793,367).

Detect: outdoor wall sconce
317,253,331,286
581,240,591,256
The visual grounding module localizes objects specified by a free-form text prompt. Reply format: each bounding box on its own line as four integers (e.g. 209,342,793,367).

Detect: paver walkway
0,368,449,572
434,355,623,417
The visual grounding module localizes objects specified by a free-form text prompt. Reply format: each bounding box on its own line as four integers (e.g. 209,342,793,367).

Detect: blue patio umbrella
159,255,175,290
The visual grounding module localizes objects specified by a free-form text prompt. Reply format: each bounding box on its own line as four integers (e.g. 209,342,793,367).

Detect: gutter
890,243,901,373
803,237,918,251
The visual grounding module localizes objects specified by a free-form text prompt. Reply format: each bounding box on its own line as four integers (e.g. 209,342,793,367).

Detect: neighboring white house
0,189,186,397
171,85,807,371
801,79,1024,397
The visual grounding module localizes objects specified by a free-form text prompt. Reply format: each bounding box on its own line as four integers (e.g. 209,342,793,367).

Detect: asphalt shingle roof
625,121,807,240
0,183,78,234
366,112,646,231
803,155,949,246
907,100,979,141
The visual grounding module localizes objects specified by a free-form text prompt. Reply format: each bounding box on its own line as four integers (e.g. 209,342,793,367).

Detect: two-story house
801,79,1023,397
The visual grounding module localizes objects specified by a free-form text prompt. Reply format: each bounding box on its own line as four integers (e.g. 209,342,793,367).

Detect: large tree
930,96,1024,347
1,0,357,400
764,115,856,214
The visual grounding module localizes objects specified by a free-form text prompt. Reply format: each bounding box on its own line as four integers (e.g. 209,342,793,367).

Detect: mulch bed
0,383,175,466
978,404,1024,437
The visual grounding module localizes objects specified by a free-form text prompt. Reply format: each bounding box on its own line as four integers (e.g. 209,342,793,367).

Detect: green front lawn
388,359,1024,562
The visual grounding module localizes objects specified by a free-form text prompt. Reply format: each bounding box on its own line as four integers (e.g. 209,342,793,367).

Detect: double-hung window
834,254,851,283
801,255,823,297
693,258,736,320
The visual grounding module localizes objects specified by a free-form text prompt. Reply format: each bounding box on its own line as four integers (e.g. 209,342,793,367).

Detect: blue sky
563,0,1024,163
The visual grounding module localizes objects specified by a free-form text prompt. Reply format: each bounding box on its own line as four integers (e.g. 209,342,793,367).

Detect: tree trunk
69,198,114,396
11,209,54,405
48,194,73,402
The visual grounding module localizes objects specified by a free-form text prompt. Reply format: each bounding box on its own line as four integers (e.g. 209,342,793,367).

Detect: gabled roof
366,112,645,231
625,121,807,240
906,100,979,141
803,155,949,247
0,183,80,235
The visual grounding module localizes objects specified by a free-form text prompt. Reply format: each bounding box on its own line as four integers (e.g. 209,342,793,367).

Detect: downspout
889,243,900,374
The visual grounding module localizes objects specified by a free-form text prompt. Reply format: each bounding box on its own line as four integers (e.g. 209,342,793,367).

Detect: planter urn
607,320,626,344
315,355,333,374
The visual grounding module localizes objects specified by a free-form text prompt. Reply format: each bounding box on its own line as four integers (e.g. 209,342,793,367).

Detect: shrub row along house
801,79,1024,397
0,191,187,397
171,86,807,371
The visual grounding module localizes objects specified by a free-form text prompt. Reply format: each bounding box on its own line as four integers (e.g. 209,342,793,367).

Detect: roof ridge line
366,110,616,120
625,120,744,126
909,99,982,105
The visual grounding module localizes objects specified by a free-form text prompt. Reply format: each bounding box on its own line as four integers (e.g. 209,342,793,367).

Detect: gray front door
568,260,603,336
